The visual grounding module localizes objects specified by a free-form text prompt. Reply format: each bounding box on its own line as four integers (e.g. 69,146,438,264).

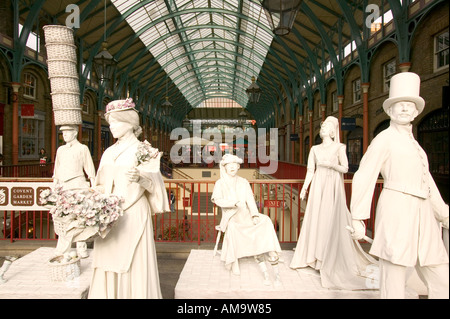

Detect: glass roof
111,0,274,108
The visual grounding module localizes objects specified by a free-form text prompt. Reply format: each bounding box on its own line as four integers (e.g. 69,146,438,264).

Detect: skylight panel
222,0,239,11
112,0,274,108
196,12,211,26
194,0,209,8
115,0,136,12
175,0,192,10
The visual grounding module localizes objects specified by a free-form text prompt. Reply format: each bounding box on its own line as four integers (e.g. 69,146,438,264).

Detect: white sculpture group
211,72,448,299
48,71,447,299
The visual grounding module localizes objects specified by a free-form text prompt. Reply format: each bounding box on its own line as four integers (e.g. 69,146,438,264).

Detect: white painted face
388,101,418,125
319,120,335,139
62,129,77,143
109,115,134,139
225,162,240,177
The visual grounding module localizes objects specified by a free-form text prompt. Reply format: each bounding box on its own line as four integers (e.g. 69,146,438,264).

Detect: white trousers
379,258,449,299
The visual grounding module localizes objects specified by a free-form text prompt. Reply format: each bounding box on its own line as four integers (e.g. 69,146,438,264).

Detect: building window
383,59,396,92
82,96,90,114
23,73,37,99
435,31,449,71
347,126,363,172
316,100,321,118
332,91,338,113
353,78,361,103
101,126,112,154
304,136,310,164
19,109,45,160
419,108,449,202
81,122,94,154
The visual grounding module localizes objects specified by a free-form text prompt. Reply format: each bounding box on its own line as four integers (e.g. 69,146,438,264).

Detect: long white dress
290,142,377,290
88,136,169,299
212,176,282,270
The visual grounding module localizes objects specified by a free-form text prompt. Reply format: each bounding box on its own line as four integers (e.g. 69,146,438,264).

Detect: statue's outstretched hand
300,187,308,200
351,219,366,240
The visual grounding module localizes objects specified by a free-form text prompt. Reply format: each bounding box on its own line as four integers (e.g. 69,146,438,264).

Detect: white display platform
0,247,93,299
175,250,419,299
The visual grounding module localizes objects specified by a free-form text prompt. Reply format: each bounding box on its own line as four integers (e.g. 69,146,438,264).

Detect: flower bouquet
40,184,124,242
136,140,162,172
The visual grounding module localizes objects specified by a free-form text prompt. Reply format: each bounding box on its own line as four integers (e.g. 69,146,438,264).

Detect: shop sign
264,200,283,208
0,181,53,211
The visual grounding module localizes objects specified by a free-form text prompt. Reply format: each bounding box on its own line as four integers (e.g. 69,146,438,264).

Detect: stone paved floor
1,242,427,299
175,250,386,299
0,247,92,299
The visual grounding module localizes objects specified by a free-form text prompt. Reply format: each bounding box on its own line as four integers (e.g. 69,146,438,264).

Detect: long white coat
53,139,96,190
211,176,281,267
351,121,449,267
89,136,169,298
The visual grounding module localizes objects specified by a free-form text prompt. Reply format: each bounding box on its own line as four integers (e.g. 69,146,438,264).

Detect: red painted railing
0,163,54,178
0,178,382,244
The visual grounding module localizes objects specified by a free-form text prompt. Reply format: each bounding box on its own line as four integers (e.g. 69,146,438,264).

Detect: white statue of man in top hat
53,124,96,258
350,72,449,299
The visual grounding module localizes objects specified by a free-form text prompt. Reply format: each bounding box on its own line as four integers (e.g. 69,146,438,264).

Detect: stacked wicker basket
43,25,81,126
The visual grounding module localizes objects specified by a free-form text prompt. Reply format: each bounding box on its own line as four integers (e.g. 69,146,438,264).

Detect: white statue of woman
212,154,282,285
88,98,169,299
290,116,378,290
53,124,96,258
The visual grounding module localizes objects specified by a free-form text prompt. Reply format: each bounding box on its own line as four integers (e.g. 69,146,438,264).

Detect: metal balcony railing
0,178,381,244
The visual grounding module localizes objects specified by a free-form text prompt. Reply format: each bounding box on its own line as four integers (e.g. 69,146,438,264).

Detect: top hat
105,98,138,115
382,72,425,114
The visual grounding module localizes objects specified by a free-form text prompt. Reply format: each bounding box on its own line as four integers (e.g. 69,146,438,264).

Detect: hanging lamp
161,53,172,117
246,76,262,103
93,0,117,86
260,0,302,36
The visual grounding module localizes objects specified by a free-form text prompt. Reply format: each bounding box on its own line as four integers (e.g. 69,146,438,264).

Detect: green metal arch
115,23,288,102
12,0,45,82
107,5,297,115
162,56,272,99
300,2,343,95
137,40,288,118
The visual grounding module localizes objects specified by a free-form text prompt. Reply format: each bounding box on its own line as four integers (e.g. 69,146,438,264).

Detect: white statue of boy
53,124,96,258
350,72,449,299
212,154,282,285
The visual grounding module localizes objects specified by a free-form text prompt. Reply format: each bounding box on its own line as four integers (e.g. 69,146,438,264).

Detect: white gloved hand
351,219,366,240
300,187,308,201
442,216,449,230
126,167,140,183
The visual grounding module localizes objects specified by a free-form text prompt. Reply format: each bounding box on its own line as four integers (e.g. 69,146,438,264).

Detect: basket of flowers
40,185,124,242
47,252,81,282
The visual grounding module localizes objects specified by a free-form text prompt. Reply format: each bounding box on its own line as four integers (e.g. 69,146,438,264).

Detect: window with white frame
19,109,45,160
18,24,40,52
82,95,90,114
23,72,37,99
316,100,321,118
332,91,338,112
353,78,361,103
383,59,396,92
435,31,449,71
